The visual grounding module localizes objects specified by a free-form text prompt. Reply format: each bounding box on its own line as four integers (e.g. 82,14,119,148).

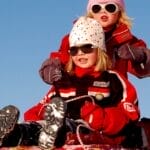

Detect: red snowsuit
24,67,139,141
49,23,150,79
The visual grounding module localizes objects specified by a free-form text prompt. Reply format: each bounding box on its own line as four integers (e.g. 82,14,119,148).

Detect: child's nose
77,49,84,55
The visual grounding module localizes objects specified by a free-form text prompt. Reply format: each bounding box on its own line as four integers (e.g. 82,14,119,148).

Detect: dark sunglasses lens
81,44,94,53
70,47,78,56
105,4,117,13
70,44,95,56
92,5,101,13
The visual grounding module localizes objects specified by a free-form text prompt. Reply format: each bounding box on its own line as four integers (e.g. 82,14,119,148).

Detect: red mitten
80,101,104,130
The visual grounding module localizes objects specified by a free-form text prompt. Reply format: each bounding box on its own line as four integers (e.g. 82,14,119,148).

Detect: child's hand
80,101,104,130
39,58,62,84
117,44,147,64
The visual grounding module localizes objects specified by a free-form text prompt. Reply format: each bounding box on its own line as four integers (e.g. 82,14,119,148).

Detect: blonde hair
65,48,112,75
86,9,133,29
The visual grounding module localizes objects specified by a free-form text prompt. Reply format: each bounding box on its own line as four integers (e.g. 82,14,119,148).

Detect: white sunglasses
91,3,120,14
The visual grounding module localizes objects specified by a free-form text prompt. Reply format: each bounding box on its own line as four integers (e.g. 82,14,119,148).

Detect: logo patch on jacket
123,102,136,112
93,81,110,87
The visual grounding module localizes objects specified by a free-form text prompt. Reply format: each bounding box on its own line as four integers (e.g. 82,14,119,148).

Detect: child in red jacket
0,16,141,150
39,0,150,84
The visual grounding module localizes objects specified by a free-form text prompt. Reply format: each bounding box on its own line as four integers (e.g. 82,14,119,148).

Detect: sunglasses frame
69,44,97,56
91,3,119,14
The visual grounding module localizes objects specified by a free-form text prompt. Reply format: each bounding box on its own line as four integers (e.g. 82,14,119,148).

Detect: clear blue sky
0,0,149,120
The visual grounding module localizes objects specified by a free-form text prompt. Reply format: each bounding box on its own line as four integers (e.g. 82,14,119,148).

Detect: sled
0,117,150,150
0,118,150,150
0,114,150,150
0,143,149,150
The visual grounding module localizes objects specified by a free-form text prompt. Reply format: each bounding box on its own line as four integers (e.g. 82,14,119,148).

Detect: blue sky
0,0,149,120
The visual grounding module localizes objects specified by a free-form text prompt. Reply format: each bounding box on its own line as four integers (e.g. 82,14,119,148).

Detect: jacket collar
74,66,100,78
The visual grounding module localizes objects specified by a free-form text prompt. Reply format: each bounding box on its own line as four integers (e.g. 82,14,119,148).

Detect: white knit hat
69,16,106,51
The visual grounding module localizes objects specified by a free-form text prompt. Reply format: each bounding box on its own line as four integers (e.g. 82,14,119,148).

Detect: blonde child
25,16,140,149
0,16,141,150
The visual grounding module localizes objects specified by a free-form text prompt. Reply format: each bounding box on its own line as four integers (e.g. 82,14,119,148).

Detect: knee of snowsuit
1,122,42,147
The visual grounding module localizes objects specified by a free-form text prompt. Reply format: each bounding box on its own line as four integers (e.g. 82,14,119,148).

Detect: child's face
90,3,120,31
70,44,98,69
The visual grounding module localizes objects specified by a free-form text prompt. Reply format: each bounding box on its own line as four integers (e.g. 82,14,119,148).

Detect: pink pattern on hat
87,0,125,12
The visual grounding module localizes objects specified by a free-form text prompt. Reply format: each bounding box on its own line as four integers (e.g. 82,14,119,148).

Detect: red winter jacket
49,23,150,79
24,68,140,135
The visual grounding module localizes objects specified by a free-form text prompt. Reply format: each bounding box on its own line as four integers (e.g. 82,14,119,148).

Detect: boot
38,97,65,150
0,105,19,146
1,122,42,147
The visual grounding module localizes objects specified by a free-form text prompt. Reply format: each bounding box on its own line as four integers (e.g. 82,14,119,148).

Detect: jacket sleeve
24,103,44,121
102,71,140,135
49,34,70,65
24,87,55,121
